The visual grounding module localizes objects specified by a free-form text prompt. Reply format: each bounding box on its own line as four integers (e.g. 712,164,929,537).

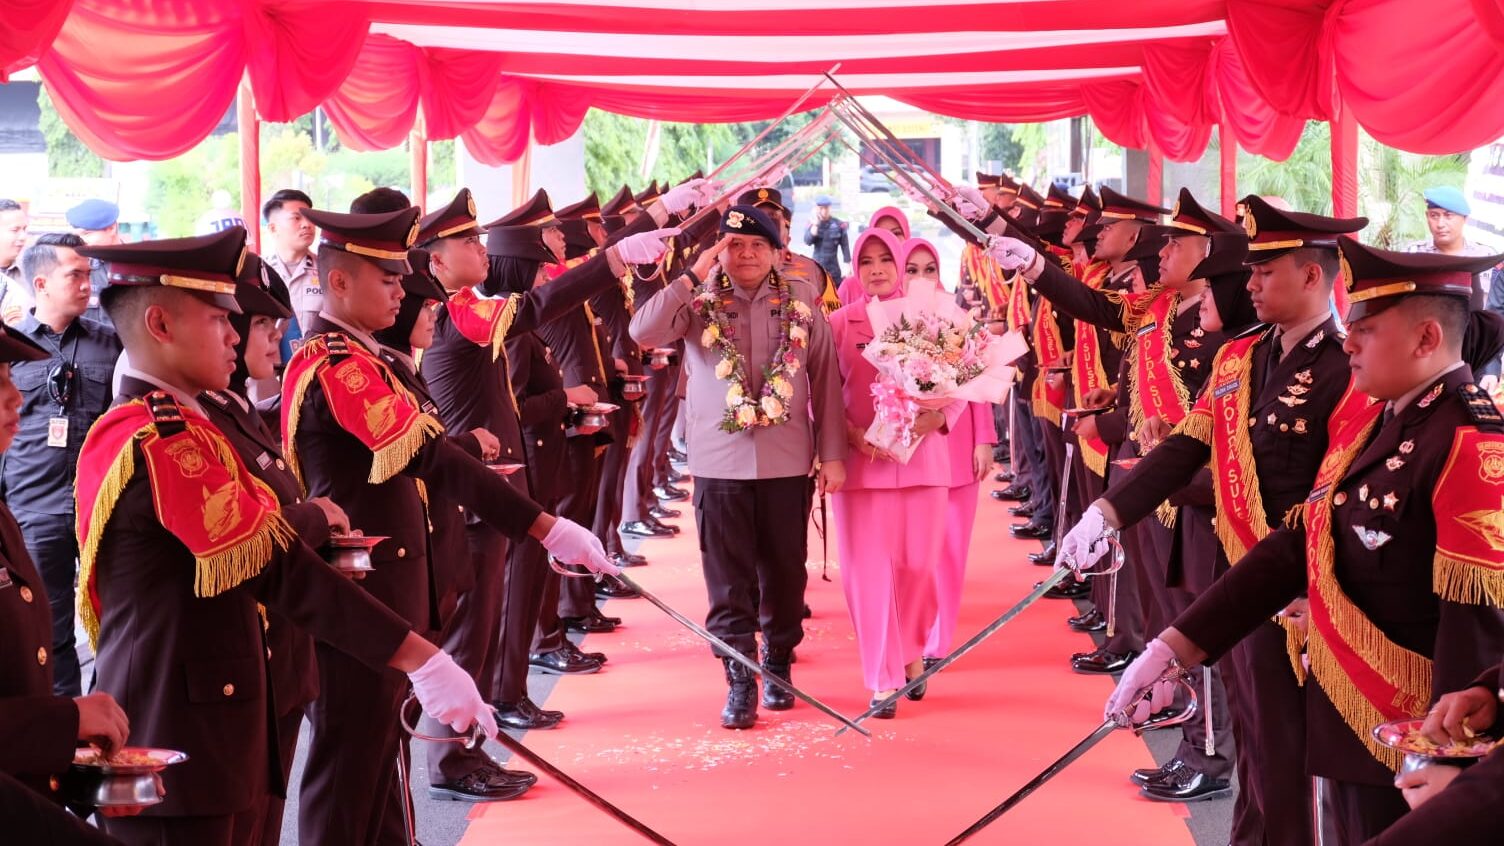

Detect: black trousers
13,507,83,696
556,438,603,620
497,531,552,704
694,475,811,657
593,398,633,554
103,813,236,846
622,364,676,523
1228,620,1313,846
1329,778,1410,845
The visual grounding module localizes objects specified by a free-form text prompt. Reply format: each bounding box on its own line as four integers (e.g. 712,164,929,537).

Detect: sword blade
837,567,1072,735
944,720,1120,845
490,730,678,845
614,573,872,738
707,65,839,180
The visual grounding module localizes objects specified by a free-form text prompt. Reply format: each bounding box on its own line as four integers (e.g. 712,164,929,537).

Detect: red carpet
459,486,1196,845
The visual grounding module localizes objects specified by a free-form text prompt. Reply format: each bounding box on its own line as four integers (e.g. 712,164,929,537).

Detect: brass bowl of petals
568,402,619,436
616,374,648,402
68,746,188,809
325,534,388,574
485,461,526,477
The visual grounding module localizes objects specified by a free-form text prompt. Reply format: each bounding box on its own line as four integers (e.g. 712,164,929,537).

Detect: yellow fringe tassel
1155,500,1178,528
78,436,140,650
1433,553,1504,607
1282,502,1307,530
367,414,445,485
281,357,321,489
1173,410,1214,445
1081,444,1107,478
1277,615,1308,686
194,514,295,599
1308,632,1410,772
489,294,520,362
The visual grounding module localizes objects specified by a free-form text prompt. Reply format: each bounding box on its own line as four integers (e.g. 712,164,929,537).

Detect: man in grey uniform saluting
631,205,847,730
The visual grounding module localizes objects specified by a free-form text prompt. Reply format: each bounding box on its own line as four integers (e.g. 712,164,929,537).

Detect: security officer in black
803,195,850,281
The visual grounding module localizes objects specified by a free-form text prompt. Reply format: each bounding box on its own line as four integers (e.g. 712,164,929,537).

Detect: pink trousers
833,486,947,691
926,482,980,658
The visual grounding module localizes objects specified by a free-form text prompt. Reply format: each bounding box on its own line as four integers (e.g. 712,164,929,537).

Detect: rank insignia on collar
1358,484,1369,501
1386,456,1405,472
1417,383,1444,408
1353,525,1393,551
1306,330,1324,348
1382,491,1398,511
1295,369,1314,385
1294,418,1308,434
1399,439,1415,454
1278,395,1308,407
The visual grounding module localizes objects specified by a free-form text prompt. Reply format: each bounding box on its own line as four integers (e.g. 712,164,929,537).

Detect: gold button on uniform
48,776,60,792
275,459,286,470
1248,417,1256,427
1334,492,1347,506
37,647,47,666
19,586,32,603
397,548,407,558
223,684,235,697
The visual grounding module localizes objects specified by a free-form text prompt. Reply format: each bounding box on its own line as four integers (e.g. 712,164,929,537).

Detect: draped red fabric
323,34,422,151
1472,0,1504,44
1082,81,1147,151
528,82,592,145
897,84,1094,123
241,0,371,123
458,79,531,166
417,48,503,140
0,0,73,81
1331,0,1504,154
1223,0,1337,121
1206,37,1302,160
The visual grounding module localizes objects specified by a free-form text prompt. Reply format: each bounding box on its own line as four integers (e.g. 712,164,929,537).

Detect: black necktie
1264,334,1283,388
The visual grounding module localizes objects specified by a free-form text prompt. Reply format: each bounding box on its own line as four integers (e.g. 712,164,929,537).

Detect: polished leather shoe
653,483,690,501
869,696,898,720
1067,608,1106,632
1008,500,1039,517
992,484,1030,502
667,467,691,483
1137,704,1193,732
1071,648,1137,675
1131,759,1186,787
667,446,688,464
428,765,535,802
1028,542,1057,567
1010,521,1052,540
721,658,758,729
760,646,795,711
802,603,813,619
562,610,617,634
1141,768,1232,802
648,504,681,520
645,516,680,535
993,470,1015,483
922,657,940,672
596,580,639,600
621,520,673,538
1042,579,1090,600
609,552,644,570
904,674,927,702
530,648,603,675
620,550,648,565
495,698,564,731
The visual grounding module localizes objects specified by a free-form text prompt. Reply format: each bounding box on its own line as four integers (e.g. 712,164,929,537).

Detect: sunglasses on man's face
48,362,75,407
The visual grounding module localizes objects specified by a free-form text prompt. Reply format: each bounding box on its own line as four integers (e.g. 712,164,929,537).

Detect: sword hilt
1109,660,1201,735
1060,529,1126,579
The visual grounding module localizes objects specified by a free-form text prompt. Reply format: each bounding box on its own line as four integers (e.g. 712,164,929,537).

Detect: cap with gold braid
1144,187,1241,240
1045,182,1077,213
556,193,601,221
302,206,419,274
601,186,638,219
79,226,249,313
634,182,662,206
1071,184,1102,219
974,171,1002,188
737,186,789,218
997,174,1020,196
1096,187,1169,223
1015,183,1045,212
1339,235,1501,322
415,188,482,247
1240,195,1367,264
486,189,555,229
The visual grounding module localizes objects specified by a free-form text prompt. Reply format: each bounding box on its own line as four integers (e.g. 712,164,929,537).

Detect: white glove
541,517,621,577
694,178,725,208
1057,504,1110,579
897,178,927,205
1104,639,1178,723
986,235,1039,275
660,180,706,215
609,227,681,266
407,651,499,739
953,185,989,221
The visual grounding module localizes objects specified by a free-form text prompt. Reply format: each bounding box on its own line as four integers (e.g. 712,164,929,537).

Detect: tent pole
1145,144,1164,207
238,80,260,252
511,139,533,208
1330,109,1359,316
410,128,428,213
1219,127,1237,220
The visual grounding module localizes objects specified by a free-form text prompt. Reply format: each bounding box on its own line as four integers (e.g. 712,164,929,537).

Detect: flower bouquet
861,277,1021,463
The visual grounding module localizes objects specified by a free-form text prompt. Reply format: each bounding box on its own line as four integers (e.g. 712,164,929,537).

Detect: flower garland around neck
693,269,813,433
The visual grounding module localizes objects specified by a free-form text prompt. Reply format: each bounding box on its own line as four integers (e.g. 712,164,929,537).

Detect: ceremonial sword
836,533,1125,736
610,571,872,737
943,666,1202,844
706,63,840,181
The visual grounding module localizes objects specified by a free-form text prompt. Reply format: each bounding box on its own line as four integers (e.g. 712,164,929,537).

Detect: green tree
1238,122,1334,215
145,133,240,238
37,87,105,178
582,110,746,198
976,123,1022,173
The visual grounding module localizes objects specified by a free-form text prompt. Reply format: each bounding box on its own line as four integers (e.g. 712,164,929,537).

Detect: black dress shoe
609,552,644,570
667,468,691,483
922,657,940,672
645,515,680,535
1042,579,1090,600
721,658,758,729
620,551,648,565
1067,608,1106,632
428,765,535,802
760,646,795,711
495,698,564,730
1071,649,1137,675
1141,768,1232,802
904,674,927,702
621,520,673,538
667,447,688,463
562,611,617,634
802,603,813,619
869,696,898,720
1136,705,1194,732
1130,758,1185,787
596,580,639,600
648,504,681,520
1028,542,1057,566
994,470,1015,483
1008,500,1039,517
992,484,1031,501
653,483,690,501
530,648,603,675
1010,521,1052,540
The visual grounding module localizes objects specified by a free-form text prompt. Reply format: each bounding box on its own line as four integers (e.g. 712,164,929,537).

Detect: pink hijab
868,206,912,239
842,227,906,308
899,237,941,286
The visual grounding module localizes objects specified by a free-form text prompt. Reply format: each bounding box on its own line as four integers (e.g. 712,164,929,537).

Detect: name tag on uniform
1308,484,1330,504
256,452,273,470
1136,321,1158,337
0,567,11,590
1213,380,1240,399
47,417,68,448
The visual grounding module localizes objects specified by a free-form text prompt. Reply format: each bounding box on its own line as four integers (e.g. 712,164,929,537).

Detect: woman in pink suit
829,227,953,718
900,238,996,669
836,206,912,307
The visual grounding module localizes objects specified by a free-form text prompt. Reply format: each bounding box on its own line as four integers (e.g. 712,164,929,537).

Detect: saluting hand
74,692,130,757
308,497,350,536
690,235,733,284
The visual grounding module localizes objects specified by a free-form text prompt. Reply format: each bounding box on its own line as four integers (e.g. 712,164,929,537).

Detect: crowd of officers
932,173,1504,845
4,158,1504,846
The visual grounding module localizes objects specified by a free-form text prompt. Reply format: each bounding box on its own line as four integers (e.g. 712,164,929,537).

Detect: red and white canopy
5,0,1504,163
